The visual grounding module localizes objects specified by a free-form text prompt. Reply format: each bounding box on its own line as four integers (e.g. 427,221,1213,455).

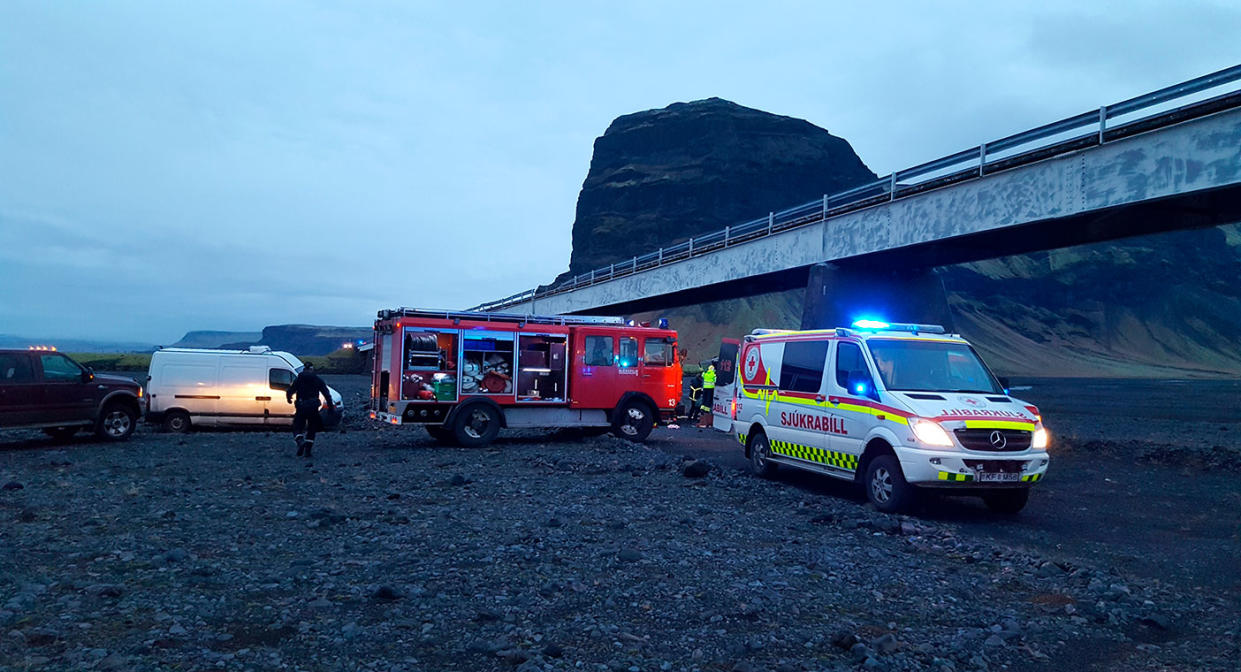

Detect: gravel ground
0,376,1237,671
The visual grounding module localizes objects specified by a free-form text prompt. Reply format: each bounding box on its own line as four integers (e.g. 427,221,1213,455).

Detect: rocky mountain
570,99,1241,377
556,98,875,283
170,330,261,349
168,325,370,356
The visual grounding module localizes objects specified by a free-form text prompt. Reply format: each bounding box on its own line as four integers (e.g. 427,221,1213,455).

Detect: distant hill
170,330,262,349
168,325,370,356
574,98,1241,377
0,335,156,353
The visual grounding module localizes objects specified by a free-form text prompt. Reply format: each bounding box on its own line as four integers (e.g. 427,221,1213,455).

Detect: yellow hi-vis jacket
703,366,716,389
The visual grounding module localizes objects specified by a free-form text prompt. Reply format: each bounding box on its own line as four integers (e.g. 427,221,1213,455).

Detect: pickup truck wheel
982,489,1030,514
748,431,777,477
612,400,654,442
425,424,457,445
452,404,501,447
865,454,916,513
163,410,191,433
43,426,79,441
96,403,136,441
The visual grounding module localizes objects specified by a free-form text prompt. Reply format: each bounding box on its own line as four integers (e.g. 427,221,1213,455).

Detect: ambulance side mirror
847,371,880,402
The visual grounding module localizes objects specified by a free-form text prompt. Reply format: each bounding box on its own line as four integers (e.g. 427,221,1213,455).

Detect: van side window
779,339,828,393
269,368,295,390
584,335,614,367
835,342,870,389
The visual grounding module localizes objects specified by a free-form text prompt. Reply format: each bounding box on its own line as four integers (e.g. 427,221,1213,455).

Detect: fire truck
369,308,683,446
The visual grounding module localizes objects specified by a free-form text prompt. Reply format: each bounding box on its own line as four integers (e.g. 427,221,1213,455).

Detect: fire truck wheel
425,424,456,445
982,488,1030,514
612,400,654,442
453,404,501,447
163,410,191,433
748,430,777,477
865,454,916,513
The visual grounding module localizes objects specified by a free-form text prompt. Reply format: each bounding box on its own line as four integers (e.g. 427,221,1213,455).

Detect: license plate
977,472,1020,483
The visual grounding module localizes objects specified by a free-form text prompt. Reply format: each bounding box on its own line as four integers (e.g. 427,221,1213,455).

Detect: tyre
452,404,502,447
163,410,191,433
612,399,654,442
982,488,1030,514
425,424,456,445
748,430,777,477
96,403,137,441
865,454,916,513
42,426,79,441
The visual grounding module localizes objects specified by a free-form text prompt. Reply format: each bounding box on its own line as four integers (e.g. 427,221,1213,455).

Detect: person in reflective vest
699,363,717,422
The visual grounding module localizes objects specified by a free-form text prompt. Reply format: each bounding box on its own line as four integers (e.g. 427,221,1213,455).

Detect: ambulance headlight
909,418,955,448
1032,427,1050,450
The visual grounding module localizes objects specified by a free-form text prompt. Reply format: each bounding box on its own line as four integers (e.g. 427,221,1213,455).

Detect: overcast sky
1,1,1238,343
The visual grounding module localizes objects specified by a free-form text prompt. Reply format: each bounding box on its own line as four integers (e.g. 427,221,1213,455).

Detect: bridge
470,65,1241,329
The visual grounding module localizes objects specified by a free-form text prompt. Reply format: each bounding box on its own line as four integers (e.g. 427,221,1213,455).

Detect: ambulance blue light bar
850,320,946,334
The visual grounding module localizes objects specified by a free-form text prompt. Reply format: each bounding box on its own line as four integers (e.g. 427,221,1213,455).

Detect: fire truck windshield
865,339,1003,394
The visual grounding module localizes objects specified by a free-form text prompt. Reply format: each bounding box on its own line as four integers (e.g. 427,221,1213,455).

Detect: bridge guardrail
469,64,1241,313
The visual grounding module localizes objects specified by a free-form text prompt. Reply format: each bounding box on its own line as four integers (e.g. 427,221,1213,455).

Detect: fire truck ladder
378,307,625,326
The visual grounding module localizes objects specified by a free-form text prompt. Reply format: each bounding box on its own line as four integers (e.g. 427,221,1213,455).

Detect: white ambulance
712,321,1049,513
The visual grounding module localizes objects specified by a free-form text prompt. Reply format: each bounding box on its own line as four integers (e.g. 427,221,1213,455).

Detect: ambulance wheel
748,431,777,477
612,400,654,442
163,410,191,433
453,404,501,447
425,424,456,445
865,455,916,513
982,489,1030,514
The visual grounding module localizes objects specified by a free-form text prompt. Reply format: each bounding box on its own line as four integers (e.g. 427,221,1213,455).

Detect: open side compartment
516,334,567,402
402,328,459,402
462,330,516,397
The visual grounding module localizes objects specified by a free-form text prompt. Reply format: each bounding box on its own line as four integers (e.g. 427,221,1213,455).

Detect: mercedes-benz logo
989,430,1008,449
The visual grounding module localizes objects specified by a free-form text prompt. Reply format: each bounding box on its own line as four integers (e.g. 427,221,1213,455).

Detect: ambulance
712,321,1049,513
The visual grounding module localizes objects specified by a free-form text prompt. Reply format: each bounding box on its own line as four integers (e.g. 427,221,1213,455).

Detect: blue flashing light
852,319,890,330
854,383,867,394
620,360,632,367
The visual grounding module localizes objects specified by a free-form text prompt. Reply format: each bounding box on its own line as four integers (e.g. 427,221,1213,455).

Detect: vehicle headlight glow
1032,427,1049,450
909,418,954,447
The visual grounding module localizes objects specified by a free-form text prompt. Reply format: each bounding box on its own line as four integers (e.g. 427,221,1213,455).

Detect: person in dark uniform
287,362,333,458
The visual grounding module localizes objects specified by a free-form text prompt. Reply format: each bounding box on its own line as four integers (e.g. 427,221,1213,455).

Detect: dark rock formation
170,330,261,349
254,325,371,356
558,98,875,281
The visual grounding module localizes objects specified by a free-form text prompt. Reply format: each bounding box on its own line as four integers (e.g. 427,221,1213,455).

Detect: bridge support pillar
800,263,954,331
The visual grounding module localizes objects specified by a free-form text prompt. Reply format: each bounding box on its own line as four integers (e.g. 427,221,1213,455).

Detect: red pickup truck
0,349,143,441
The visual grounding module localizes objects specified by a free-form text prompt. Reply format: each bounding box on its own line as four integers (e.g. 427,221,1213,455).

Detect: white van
713,321,1049,513
145,347,344,432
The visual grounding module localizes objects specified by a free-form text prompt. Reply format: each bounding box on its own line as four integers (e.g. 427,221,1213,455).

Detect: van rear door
712,338,740,432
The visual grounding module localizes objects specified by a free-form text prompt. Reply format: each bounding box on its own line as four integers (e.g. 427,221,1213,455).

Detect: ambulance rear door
712,337,740,432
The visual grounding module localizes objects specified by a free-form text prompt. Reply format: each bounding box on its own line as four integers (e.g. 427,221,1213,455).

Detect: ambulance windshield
865,339,1002,394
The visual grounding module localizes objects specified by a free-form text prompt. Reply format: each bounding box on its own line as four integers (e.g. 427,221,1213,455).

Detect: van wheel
43,426,79,441
96,403,137,441
163,410,191,433
612,400,654,442
983,489,1030,514
453,404,501,447
425,424,457,445
865,454,916,513
748,431,777,477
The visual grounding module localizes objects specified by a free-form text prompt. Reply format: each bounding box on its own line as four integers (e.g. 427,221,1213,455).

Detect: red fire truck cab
369,308,683,446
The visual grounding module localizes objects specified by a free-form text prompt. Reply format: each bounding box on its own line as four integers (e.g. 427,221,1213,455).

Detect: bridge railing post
658,248,663,264
609,263,614,278
767,212,774,234
822,194,828,218
688,238,694,255
889,173,896,201
1098,106,1107,143
978,143,987,176
724,225,731,246
590,269,595,284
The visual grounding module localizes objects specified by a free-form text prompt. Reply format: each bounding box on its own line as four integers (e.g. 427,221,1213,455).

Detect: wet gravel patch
2,421,1237,671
